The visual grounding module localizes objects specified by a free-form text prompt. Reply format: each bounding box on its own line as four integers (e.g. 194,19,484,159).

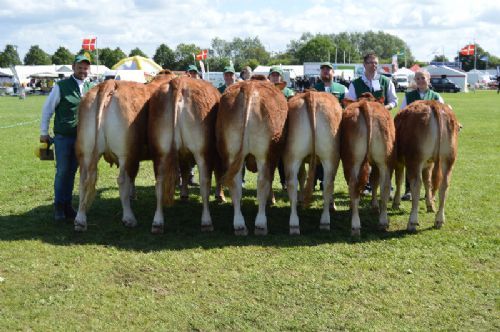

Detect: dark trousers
54,134,78,204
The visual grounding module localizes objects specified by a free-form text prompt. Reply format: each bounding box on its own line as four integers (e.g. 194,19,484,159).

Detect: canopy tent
423,65,468,92
466,69,492,86
111,56,162,75
29,72,59,79
103,70,147,83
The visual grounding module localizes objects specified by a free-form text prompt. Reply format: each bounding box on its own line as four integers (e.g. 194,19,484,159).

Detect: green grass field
0,92,498,330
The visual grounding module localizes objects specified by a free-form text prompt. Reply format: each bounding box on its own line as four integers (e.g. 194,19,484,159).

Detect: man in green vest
186,65,200,79
314,62,348,102
268,66,295,99
218,65,236,93
347,52,398,110
40,54,93,221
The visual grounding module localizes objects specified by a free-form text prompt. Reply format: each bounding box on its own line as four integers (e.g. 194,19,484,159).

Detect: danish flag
82,38,96,51
196,49,208,60
459,44,475,56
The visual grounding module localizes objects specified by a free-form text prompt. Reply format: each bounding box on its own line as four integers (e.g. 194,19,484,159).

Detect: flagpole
96,37,99,76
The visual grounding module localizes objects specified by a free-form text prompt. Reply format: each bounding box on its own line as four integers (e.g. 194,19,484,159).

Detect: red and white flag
459,44,475,56
196,49,208,60
82,38,96,51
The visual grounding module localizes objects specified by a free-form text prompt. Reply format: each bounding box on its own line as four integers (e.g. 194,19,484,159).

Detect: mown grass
0,92,498,331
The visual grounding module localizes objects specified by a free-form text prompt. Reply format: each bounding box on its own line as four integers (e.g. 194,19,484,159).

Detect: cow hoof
434,221,443,229
201,224,214,232
289,226,300,235
180,195,189,202
151,224,164,234
122,219,137,228
392,202,400,210
407,222,419,233
215,195,226,203
319,223,330,231
234,227,248,236
351,228,361,238
74,222,87,232
427,206,435,213
254,226,268,236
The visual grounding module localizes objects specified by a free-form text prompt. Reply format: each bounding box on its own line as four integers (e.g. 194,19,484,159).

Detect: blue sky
0,0,499,63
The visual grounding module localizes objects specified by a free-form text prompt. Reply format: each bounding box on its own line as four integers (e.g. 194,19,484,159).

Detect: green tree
0,44,22,67
153,44,175,69
98,47,126,68
52,46,74,65
359,31,413,66
23,45,51,65
296,35,335,63
129,47,147,57
174,43,200,71
229,37,270,70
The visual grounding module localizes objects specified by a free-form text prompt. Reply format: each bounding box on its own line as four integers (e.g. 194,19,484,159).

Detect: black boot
54,203,65,222
64,203,77,219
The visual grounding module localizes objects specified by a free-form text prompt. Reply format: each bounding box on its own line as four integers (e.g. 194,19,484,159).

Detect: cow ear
342,98,355,107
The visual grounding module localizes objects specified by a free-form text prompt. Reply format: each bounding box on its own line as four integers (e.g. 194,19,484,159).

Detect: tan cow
341,93,396,236
74,71,175,231
148,76,223,234
217,77,288,235
392,100,459,231
283,91,342,234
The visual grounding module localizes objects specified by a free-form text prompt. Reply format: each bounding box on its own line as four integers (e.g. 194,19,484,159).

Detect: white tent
253,65,303,79
423,65,468,92
466,69,492,86
111,56,162,76
103,69,147,83
393,67,415,81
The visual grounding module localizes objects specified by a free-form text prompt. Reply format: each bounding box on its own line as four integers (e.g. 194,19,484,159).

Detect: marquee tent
111,56,162,75
423,65,468,92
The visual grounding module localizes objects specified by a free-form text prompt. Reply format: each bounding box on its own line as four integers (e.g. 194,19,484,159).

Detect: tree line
1,31,498,72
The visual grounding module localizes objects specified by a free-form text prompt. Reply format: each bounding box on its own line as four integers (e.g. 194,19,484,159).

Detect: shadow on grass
0,185,434,251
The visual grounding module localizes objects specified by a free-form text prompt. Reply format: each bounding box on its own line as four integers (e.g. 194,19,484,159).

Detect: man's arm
385,80,398,110
40,84,60,142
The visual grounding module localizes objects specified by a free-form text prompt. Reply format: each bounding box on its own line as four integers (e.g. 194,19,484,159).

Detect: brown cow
341,93,396,236
283,91,342,234
217,77,288,235
392,100,459,231
74,71,175,231
148,76,223,234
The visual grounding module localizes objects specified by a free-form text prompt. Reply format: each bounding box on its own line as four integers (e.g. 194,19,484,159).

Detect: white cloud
0,0,498,62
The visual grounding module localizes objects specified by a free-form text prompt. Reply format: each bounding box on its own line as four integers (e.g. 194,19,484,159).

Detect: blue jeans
54,134,78,205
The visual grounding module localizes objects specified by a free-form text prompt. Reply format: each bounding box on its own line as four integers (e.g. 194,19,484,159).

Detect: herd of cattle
73,70,460,237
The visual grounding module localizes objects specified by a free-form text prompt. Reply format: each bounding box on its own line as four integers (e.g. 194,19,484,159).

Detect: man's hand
40,135,51,143
385,105,392,111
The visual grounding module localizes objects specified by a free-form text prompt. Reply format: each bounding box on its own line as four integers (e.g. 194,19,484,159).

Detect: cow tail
357,101,372,192
303,92,317,206
162,82,180,206
223,84,251,186
431,103,443,196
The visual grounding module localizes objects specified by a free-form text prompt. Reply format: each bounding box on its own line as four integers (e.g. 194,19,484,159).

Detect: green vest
314,81,346,101
54,77,92,137
282,87,295,99
352,75,390,105
218,84,227,94
405,89,441,105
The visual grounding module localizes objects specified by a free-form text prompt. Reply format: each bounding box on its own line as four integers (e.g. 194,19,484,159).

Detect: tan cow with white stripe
74,71,176,231
392,100,459,231
283,91,342,234
216,77,288,235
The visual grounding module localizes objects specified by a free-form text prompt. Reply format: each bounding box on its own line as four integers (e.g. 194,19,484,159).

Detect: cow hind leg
377,166,391,231
348,162,363,238
422,166,435,212
392,163,404,209
152,173,165,234
254,160,271,236
286,159,302,235
75,155,95,232
369,166,380,211
194,156,213,232
435,160,452,229
319,160,334,231
229,168,247,236
407,165,423,232
117,160,137,228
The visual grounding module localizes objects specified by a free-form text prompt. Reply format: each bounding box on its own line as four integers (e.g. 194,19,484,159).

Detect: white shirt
399,90,445,109
347,72,398,109
40,76,86,136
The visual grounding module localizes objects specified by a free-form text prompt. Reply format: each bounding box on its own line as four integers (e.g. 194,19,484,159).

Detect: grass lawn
0,91,498,331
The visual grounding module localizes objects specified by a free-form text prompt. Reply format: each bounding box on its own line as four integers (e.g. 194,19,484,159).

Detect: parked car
430,77,460,93
393,75,409,92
